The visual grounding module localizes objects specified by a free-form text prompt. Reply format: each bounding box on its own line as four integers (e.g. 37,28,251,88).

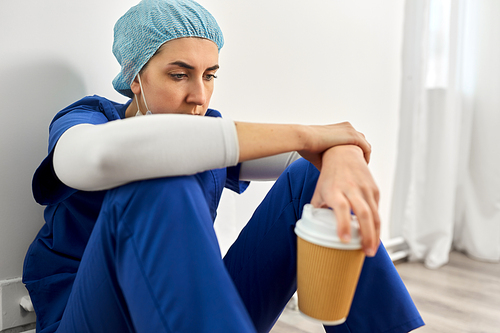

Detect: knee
113,175,201,200
286,158,316,176
101,175,213,235
261,159,319,217
283,158,319,190
104,175,206,218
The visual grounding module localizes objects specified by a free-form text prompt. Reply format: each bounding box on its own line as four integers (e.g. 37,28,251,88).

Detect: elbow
53,143,112,191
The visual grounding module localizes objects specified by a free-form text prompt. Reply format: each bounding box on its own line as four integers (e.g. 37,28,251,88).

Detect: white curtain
390,0,500,268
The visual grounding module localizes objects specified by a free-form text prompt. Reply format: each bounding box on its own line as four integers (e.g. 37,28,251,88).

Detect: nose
186,79,207,111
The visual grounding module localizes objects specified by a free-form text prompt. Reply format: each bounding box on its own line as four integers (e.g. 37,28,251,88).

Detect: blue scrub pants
56,159,424,333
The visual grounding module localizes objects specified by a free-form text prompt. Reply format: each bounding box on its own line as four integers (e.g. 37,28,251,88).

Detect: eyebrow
168,61,219,71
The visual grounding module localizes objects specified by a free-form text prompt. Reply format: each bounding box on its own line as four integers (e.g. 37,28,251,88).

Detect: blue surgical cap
112,0,224,98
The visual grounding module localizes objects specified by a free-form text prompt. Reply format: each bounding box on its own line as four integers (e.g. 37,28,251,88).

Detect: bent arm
54,116,370,191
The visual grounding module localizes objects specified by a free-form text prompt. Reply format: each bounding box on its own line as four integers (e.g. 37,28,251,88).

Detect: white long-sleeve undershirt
239,152,301,181
53,115,300,192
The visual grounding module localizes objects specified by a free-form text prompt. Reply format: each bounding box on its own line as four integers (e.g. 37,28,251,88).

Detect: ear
130,75,141,95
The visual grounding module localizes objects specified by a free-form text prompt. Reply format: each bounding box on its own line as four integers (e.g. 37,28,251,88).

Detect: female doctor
23,0,424,332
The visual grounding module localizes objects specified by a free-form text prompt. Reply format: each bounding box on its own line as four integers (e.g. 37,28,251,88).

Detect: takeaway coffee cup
294,204,365,325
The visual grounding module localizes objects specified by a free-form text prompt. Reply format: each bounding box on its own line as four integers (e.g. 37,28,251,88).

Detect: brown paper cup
296,236,365,325
295,204,365,325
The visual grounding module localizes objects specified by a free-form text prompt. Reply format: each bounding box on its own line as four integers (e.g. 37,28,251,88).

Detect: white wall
0,0,137,281
206,0,405,252
0,0,404,279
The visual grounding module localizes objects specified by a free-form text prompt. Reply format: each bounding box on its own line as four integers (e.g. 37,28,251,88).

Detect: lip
155,106,206,115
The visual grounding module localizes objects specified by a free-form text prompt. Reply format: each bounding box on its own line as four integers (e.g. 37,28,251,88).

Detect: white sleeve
239,151,301,181
53,114,239,191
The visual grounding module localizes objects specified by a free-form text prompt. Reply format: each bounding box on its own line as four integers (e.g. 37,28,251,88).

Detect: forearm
235,122,309,162
236,120,372,169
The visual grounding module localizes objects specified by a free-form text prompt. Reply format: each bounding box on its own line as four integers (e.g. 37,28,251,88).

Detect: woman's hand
300,122,371,166
310,145,380,257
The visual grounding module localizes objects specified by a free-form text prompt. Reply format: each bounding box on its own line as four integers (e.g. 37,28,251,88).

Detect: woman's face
129,37,219,116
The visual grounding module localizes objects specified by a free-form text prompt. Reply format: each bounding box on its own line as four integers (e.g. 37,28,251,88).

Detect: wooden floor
395,251,500,333
271,251,500,333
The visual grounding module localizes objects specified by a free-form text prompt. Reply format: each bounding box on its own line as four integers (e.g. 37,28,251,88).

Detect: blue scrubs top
23,95,248,330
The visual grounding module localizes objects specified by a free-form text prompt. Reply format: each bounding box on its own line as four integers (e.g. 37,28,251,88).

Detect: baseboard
0,278,36,332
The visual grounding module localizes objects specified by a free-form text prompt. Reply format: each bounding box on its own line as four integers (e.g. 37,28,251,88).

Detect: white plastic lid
294,204,362,250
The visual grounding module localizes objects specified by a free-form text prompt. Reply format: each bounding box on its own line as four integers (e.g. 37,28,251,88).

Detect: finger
348,195,377,257
360,138,371,164
353,132,371,163
358,179,380,245
364,149,371,164
310,190,323,208
363,186,381,244
365,197,381,251
330,193,353,243
372,210,381,251
362,184,380,238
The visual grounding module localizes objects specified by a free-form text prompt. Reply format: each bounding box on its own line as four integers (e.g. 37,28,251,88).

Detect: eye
170,73,187,80
205,74,218,81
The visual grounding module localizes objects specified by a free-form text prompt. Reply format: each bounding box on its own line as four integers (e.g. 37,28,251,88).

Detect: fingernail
341,234,351,243
366,248,375,257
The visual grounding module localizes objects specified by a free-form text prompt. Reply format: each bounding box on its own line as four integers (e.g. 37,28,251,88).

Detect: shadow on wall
0,59,86,280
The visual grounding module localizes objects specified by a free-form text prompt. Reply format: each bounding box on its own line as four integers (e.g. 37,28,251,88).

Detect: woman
23,0,424,332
